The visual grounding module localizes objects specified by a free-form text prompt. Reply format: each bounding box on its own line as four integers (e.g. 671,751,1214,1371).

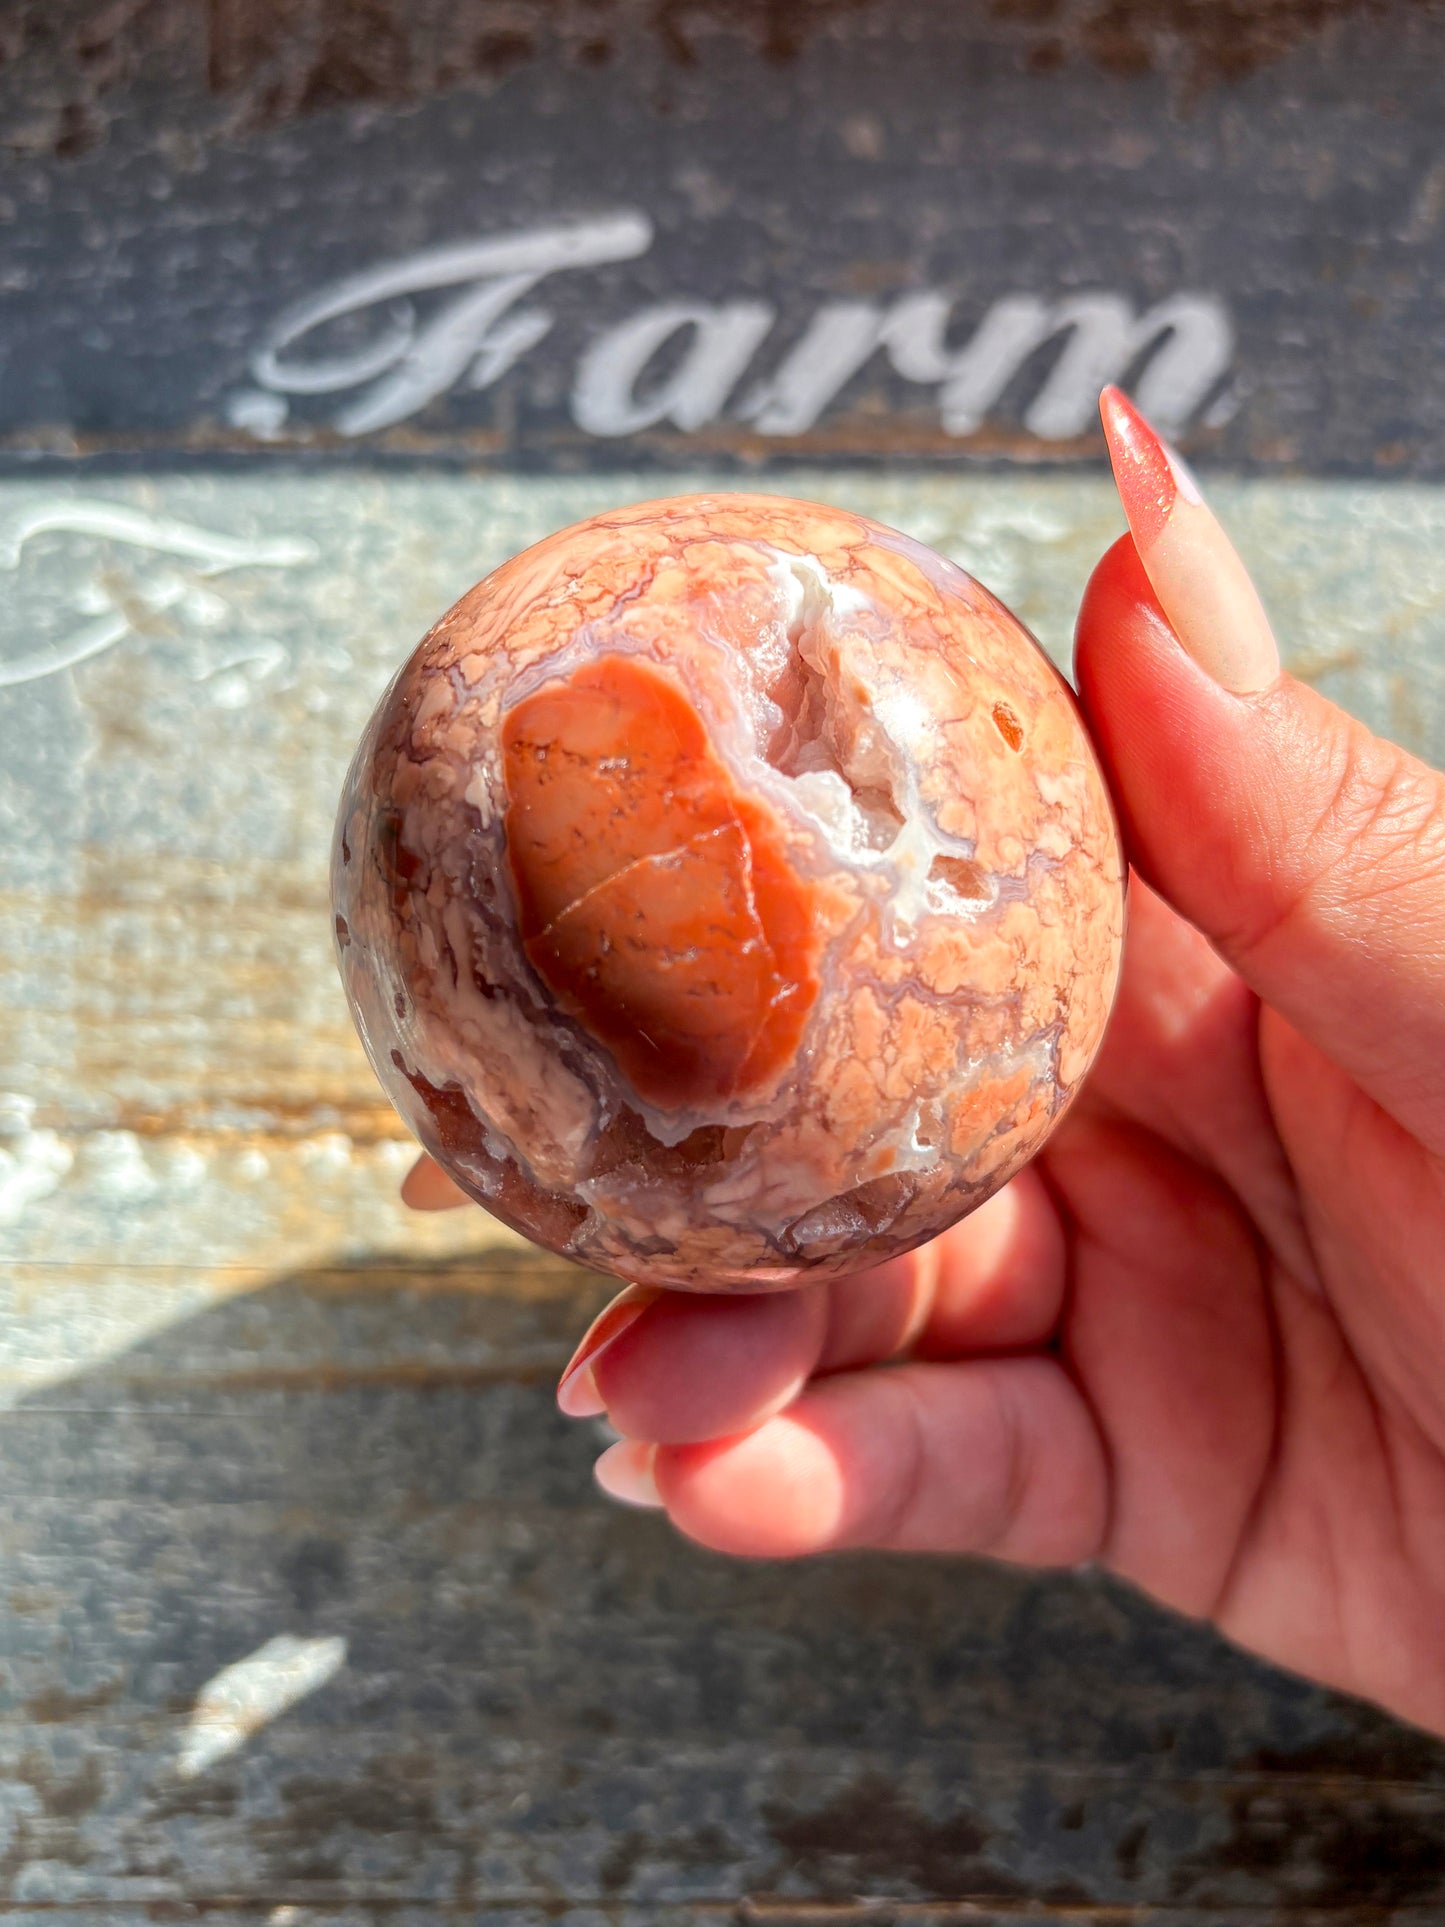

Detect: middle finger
582,1165,1067,1445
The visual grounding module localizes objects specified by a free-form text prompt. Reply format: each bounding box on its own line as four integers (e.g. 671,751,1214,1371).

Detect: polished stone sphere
333,494,1125,1288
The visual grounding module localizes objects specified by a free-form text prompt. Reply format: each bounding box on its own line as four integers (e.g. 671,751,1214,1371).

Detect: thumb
1076,389,1445,1153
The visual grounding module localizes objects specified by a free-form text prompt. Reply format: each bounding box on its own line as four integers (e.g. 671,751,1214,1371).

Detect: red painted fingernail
557,1285,660,1418
1098,385,1201,551
1099,385,1279,696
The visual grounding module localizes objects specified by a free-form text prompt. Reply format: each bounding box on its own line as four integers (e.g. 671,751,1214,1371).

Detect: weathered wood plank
5,471,1445,1915
5,1340,1445,1916
0,1255,600,1408
2,478,1440,1117
4,473,1443,1292
5,0,1445,474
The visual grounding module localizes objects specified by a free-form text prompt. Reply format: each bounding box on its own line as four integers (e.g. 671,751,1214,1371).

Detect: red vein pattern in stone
331,492,1127,1291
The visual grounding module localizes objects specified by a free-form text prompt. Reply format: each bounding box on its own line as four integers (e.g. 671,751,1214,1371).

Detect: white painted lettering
740,302,887,436
248,215,654,436
748,291,1235,438
572,301,776,436
235,213,1237,447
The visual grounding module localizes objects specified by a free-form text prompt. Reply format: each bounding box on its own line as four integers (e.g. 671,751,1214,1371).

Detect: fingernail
1099,386,1280,697
557,1285,659,1418
400,1153,469,1211
594,1440,663,1508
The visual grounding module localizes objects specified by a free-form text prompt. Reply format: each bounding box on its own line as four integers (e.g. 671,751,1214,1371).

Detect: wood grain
5,0,1445,472
3,473,1445,1915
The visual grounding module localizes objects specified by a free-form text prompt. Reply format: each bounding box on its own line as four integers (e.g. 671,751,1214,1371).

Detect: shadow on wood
5,1253,1445,1917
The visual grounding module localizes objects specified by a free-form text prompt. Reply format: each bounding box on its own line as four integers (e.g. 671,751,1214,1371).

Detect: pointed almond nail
595,1440,663,1508
1099,385,1280,698
557,1285,660,1418
1098,382,1202,546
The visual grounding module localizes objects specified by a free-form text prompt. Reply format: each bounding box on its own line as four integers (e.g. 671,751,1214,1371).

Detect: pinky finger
400,1153,471,1211
651,1358,1109,1567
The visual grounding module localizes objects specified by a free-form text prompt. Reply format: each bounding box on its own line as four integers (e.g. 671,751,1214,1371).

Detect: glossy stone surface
332,494,1125,1289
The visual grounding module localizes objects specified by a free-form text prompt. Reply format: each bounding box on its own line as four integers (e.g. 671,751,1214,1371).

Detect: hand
409,392,1445,1736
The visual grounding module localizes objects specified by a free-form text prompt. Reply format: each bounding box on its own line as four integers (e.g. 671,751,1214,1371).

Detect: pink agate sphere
333,494,1125,1289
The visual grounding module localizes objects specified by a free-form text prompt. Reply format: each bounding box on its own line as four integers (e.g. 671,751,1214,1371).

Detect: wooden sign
3,0,1443,470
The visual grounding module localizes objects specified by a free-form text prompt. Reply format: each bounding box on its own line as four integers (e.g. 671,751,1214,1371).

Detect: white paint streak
0,1095,72,1228
177,1635,347,1778
0,502,315,575
0,501,316,689
80,1131,162,1204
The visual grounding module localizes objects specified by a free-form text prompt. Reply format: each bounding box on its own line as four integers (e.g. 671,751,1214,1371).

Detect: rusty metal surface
3,470,1445,1915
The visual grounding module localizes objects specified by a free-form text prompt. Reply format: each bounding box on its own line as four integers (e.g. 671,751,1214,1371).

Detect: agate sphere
332,494,1125,1289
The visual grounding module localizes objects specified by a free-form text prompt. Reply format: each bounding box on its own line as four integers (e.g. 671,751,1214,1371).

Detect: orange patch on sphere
502,654,820,1110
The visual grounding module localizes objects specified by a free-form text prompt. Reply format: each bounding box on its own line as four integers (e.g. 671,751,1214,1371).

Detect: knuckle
1308,733,1445,885
1243,724,1445,958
